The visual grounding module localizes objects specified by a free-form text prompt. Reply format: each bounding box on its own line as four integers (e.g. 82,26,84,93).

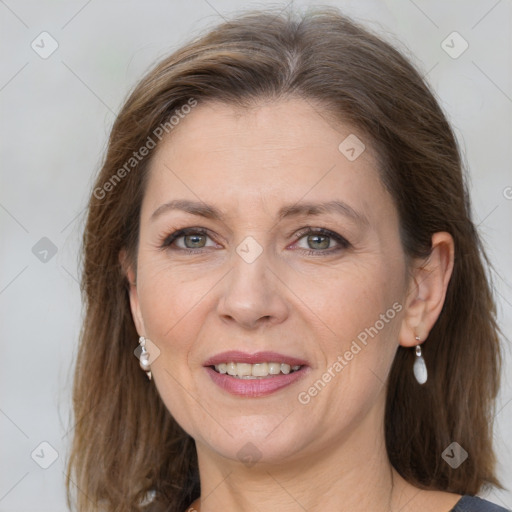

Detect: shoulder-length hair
67,8,503,511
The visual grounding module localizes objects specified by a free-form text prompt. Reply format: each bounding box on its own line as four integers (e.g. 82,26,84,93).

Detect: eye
160,228,218,252
160,226,350,256
292,227,350,255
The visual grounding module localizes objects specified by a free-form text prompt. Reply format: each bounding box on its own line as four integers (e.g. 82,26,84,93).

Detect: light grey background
0,1,511,510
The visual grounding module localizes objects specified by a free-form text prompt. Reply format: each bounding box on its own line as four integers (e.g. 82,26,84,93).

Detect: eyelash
160,227,351,257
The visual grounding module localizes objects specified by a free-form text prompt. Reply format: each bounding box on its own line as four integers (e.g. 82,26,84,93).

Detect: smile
203,351,310,397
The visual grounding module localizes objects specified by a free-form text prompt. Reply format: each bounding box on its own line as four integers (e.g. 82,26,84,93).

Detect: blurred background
0,1,511,510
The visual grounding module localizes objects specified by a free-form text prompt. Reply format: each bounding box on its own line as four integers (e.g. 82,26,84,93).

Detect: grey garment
451,496,512,512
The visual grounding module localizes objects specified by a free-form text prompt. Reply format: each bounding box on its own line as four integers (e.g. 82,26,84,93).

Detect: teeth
252,363,269,377
237,363,252,377
268,362,281,375
213,362,302,378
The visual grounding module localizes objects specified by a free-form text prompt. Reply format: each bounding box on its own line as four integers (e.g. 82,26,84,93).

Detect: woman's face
129,98,412,464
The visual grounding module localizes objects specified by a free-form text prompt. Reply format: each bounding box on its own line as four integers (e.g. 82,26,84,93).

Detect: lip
203,351,310,398
204,351,309,367
205,366,310,397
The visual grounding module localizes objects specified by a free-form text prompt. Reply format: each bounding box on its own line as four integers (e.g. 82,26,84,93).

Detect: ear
398,232,455,347
119,249,145,336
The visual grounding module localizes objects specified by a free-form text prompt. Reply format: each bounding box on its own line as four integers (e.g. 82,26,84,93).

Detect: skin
123,98,458,512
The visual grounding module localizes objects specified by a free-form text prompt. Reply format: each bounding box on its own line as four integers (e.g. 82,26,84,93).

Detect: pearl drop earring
138,336,152,380
413,336,427,385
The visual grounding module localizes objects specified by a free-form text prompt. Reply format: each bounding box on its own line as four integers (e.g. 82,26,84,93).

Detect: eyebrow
150,199,369,226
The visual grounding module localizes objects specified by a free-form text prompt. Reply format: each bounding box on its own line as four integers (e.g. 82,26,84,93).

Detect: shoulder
451,495,511,512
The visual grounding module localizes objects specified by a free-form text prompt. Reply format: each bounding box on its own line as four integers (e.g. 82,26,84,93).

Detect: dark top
451,496,511,511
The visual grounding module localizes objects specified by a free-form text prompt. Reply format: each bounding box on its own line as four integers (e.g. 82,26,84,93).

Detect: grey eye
182,234,207,248
297,233,333,250
306,234,331,250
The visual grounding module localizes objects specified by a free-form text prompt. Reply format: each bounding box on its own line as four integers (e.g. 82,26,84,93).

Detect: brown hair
67,7,503,511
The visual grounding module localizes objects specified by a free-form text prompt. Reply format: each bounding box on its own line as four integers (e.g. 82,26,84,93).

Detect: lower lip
205,366,309,397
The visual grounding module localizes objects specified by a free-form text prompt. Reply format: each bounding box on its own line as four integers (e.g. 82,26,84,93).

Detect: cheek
135,264,215,430
136,262,216,356
297,259,400,343
299,259,404,407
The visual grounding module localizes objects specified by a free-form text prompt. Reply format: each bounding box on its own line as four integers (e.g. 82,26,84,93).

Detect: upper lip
204,351,309,367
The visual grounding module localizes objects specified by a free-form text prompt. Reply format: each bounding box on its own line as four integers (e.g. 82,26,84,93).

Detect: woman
66,7,509,512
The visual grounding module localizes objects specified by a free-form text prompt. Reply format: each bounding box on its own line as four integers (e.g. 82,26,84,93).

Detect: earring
138,336,152,380
413,336,427,385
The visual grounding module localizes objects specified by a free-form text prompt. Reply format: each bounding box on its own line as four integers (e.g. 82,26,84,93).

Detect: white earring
138,336,152,380
413,336,427,385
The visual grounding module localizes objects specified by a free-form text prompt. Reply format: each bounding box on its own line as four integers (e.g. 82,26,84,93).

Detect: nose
216,251,290,330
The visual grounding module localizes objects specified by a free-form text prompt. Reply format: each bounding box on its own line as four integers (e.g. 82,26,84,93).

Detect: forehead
142,98,391,223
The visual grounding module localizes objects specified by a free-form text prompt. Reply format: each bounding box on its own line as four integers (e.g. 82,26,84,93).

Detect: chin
196,419,314,466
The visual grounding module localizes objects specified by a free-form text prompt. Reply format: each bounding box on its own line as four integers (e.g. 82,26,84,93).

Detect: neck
189,391,415,512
